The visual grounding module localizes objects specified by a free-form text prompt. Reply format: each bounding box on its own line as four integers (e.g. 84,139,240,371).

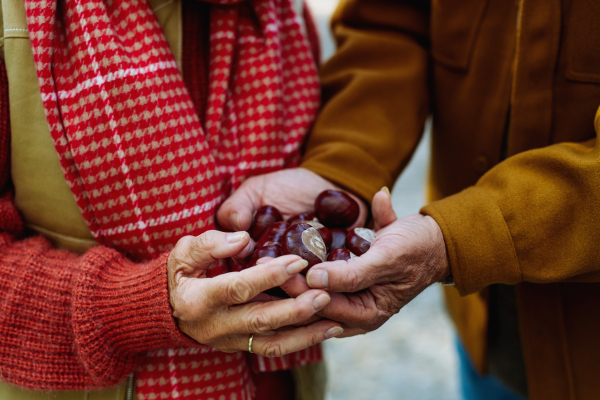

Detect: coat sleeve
421,108,600,295
300,0,430,203
0,60,195,391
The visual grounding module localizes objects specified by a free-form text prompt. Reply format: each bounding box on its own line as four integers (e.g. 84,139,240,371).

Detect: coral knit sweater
0,2,321,390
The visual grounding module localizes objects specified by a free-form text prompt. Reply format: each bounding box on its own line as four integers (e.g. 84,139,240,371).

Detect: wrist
422,215,451,284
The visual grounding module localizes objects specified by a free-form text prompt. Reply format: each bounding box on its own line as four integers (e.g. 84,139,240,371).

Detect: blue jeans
457,340,527,400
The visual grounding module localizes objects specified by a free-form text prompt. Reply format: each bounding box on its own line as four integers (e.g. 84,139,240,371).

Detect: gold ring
248,334,254,353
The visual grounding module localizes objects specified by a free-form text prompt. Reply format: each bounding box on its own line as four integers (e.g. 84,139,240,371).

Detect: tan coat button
473,155,489,174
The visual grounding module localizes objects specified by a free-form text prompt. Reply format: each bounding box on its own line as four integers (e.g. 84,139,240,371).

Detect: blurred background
303,1,461,399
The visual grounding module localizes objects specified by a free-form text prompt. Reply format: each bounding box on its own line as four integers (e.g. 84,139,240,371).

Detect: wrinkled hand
217,168,368,231
168,231,344,357
281,189,450,337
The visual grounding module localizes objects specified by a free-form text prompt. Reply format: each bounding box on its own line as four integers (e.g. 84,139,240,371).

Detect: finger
217,178,263,231
288,314,323,327
372,188,397,231
279,273,311,298
336,327,369,338
233,238,255,261
169,231,251,275
255,256,274,264
314,291,379,329
306,255,379,292
249,320,343,358
248,293,277,303
226,289,332,334
205,255,306,306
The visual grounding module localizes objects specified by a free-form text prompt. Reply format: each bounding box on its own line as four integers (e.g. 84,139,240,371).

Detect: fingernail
324,327,344,339
307,270,328,289
226,231,247,243
312,293,331,310
286,259,308,275
381,186,391,196
230,212,241,230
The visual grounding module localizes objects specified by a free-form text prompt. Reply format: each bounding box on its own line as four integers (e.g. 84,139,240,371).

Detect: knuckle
213,336,237,352
263,342,285,358
226,276,253,304
346,268,364,292
194,232,215,253
248,310,273,333
170,236,195,263
263,265,283,286
305,332,320,348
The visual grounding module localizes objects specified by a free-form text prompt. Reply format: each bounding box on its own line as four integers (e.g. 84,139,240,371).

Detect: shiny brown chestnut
330,228,347,251
255,221,290,248
281,223,327,270
314,190,359,228
305,221,333,251
327,248,356,262
248,244,282,267
249,205,283,240
346,228,376,256
287,212,319,225
229,256,248,272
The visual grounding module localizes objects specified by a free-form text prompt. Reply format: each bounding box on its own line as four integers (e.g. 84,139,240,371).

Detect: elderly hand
281,189,450,337
216,168,368,231
168,230,344,357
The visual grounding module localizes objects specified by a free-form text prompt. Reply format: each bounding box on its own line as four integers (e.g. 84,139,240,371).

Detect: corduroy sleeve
421,107,600,295
300,0,430,203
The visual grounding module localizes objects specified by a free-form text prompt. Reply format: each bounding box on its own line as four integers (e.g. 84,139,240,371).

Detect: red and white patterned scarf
24,0,320,398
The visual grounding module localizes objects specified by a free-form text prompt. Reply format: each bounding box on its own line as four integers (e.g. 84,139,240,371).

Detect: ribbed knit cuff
420,187,522,295
301,140,394,204
72,248,198,386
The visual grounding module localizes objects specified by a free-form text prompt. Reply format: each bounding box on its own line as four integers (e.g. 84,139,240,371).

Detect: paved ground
304,2,462,399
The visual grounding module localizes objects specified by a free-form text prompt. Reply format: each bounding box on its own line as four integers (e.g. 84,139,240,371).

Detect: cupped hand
216,168,368,231
168,231,344,357
280,189,450,337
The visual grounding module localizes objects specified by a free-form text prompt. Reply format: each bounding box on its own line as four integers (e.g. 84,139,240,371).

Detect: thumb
169,231,251,276
217,178,263,231
372,187,397,231
306,256,377,292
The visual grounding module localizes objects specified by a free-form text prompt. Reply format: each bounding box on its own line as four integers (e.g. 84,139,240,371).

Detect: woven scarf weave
24,0,320,398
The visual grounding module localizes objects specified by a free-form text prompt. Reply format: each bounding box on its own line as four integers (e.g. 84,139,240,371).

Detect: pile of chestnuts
241,190,376,274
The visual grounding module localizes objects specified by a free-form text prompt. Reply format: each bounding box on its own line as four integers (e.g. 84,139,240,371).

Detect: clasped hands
167,168,450,357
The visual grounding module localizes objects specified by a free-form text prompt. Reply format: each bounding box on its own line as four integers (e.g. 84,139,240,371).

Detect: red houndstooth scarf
24,0,320,398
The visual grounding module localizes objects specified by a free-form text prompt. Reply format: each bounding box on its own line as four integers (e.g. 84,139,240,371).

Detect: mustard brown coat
300,1,600,399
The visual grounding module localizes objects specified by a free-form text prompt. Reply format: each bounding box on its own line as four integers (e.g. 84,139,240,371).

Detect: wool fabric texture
20,0,321,398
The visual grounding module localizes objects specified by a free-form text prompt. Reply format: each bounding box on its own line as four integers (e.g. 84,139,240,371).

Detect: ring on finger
248,334,254,354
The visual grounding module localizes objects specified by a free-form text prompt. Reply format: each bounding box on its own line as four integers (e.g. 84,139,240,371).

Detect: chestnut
327,248,356,262
255,221,290,249
314,190,359,228
287,212,319,225
346,228,376,256
330,228,347,251
281,223,327,270
247,246,289,298
230,255,249,272
249,206,283,240
305,221,333,251
248,244,282,267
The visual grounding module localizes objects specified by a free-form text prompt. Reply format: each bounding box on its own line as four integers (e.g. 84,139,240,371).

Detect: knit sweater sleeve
0,207,195,389
0,217,195,390
0,61,195,390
